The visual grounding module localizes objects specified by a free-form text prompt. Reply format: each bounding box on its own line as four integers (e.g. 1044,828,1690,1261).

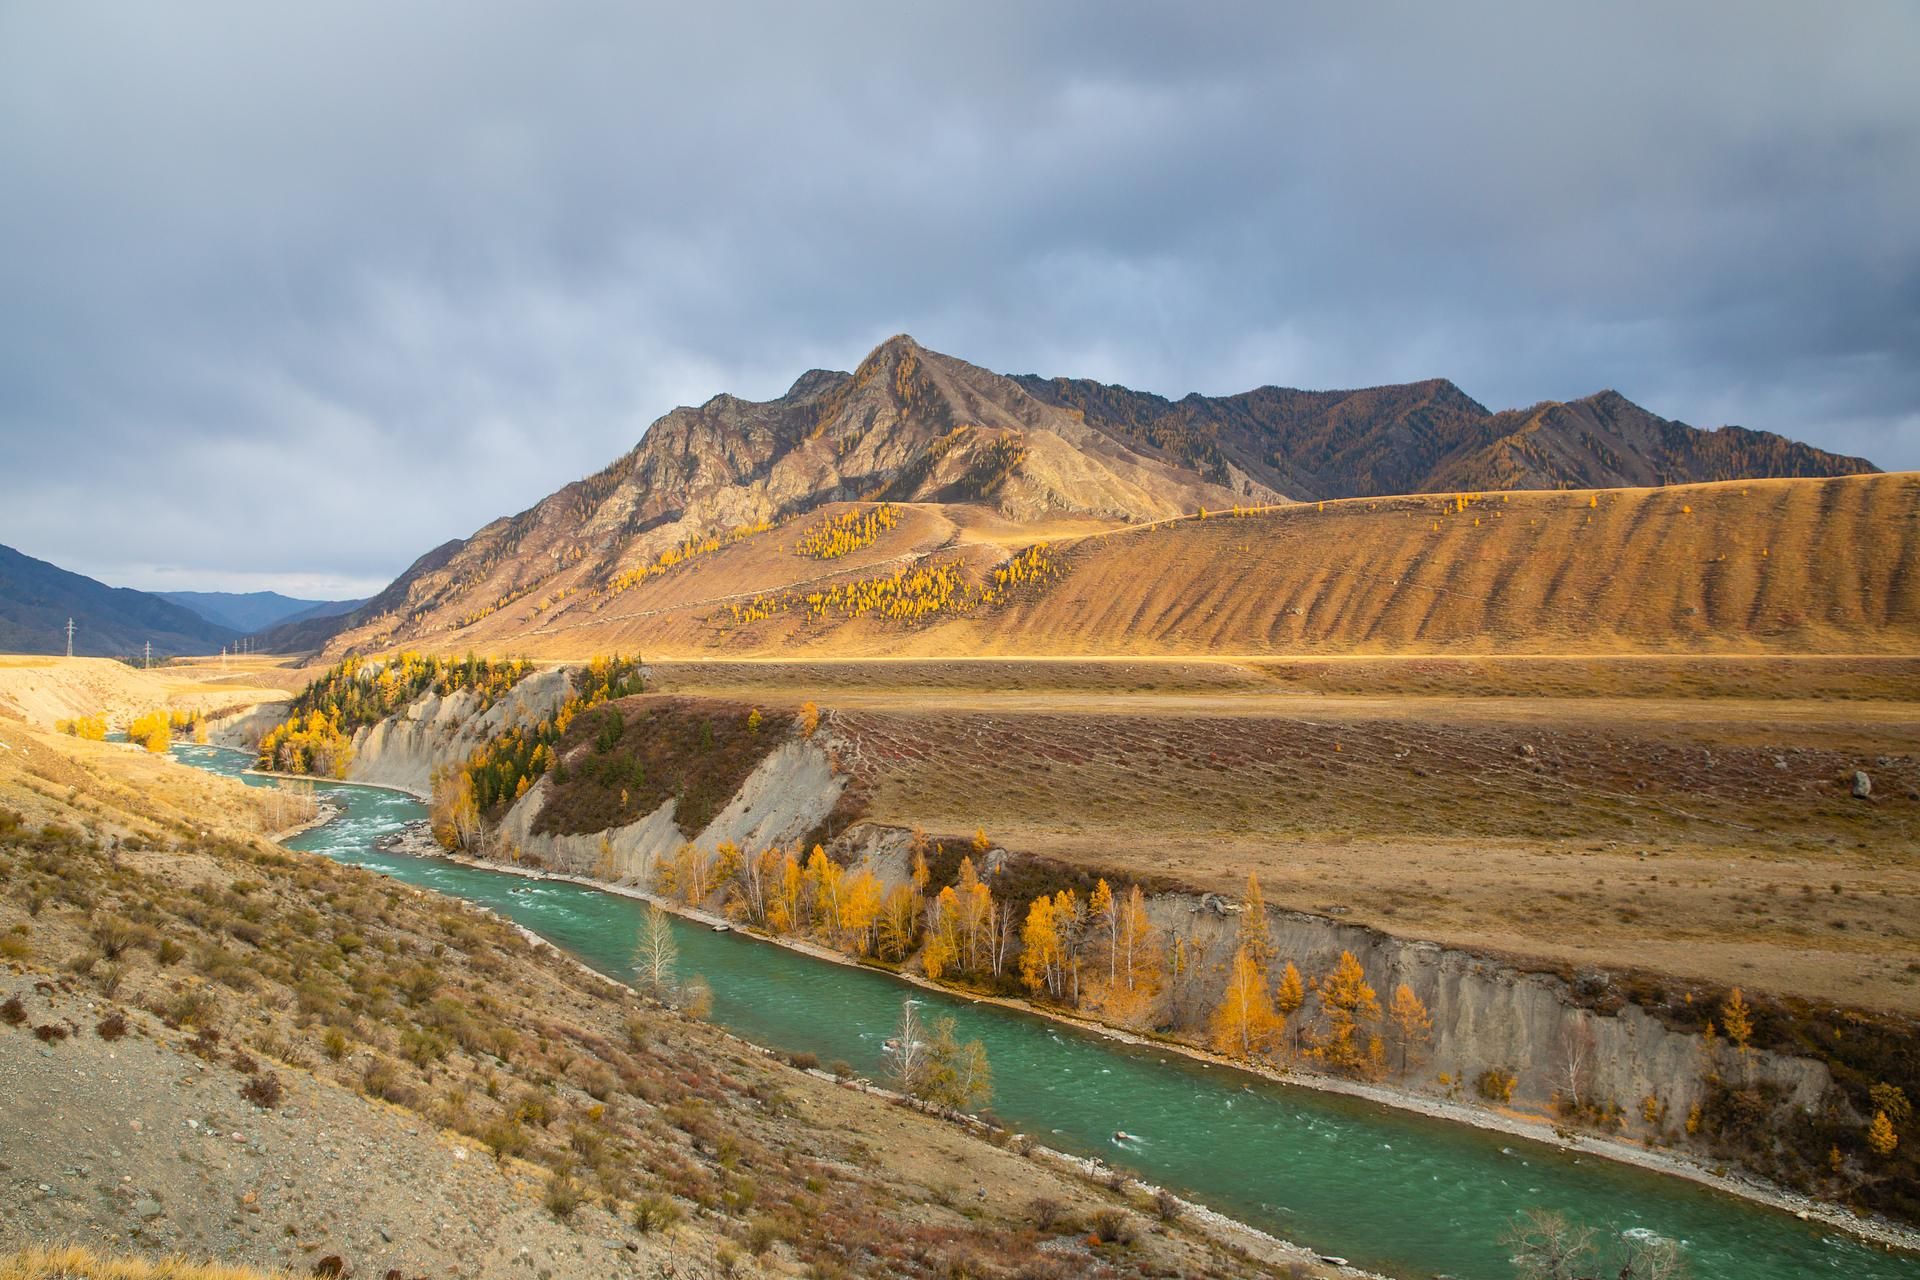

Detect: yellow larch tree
1311,950,1384,1079
1239,871,1274,966
1275,960,1305,1056
1388,982,1434,1074
1210,944,1282,1060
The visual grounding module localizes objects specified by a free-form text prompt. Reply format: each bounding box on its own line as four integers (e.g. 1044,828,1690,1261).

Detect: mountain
1011,377,1876,500
0,544,239,657
159,589,364,634
279,335,1884,660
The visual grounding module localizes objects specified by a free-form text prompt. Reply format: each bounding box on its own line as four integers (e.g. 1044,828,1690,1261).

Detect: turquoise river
170,744,1918,1280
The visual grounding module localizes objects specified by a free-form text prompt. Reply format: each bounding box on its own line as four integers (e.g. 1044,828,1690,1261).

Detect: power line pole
144,640,152,669
65,617,74,658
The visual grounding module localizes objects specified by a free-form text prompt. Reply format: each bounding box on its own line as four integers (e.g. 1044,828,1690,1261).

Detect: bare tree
888,998,927,1098
635,903,678,996
1504,1209,1594,1280
1504,1209,1690,1280
1558,1016,1596,1113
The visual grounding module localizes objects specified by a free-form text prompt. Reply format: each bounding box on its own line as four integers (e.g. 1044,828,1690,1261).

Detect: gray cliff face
1151,896,1831,1132
490,736,845,882
345,667,575,797
208,702,290,752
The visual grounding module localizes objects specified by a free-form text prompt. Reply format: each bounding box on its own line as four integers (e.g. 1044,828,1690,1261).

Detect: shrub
543,1169,583,1219
90,914,150,959
0,930,30,961
321,1026,349,1060
1476,1067,1519,1104
361,1058,412,1104
633,1191,682,1234
164,988,220,1028
1152,1188,1182,1222
35,1022,70,1043
788,1051,820,1071
1089,1209,1135,1245
1029,1197,1067,1232
483,1117,529,1161
241,1071,285,1108
95,1011,129,1041
0,994,26,1026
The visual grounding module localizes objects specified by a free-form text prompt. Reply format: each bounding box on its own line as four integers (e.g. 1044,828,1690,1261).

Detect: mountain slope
0,544,238,657
1425,390,1877,491
158,589,358,633
1014,377,1875,500
302,473,1919,661
281,335,1886,660
300,336,1258,654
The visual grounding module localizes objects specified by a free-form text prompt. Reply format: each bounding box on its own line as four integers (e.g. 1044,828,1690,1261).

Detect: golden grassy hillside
319,471,1918,661
974,471,1920,656
0,656,292,730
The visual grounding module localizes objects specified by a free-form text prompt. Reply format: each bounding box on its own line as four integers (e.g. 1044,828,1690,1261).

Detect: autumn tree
1210,945,1282,1059
841,868,884,955
919,1016,993,1112
1090,880,1118,986
1867,1110,1900,1159
923,886,964,982
888,999,928,1098
1387,983,1434,1074
1720,986,1754,1085
1310,950,1384,1078
1239,871,1274,966
429,766,482,851
1275,961,1305,1056
1018,895,1063,998
876,882,921,961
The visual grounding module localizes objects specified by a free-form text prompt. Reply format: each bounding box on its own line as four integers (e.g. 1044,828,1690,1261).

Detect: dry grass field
0,655,295,730
639,655,1920,1015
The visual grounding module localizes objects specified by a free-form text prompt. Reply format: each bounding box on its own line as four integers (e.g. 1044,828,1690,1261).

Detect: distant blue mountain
0,543,238,657
159,590,365,634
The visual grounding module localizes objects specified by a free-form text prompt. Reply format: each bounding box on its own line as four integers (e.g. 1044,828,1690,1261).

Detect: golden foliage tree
1239,871,1274,966
1868,1110,1900,1159
1210,944,1282,1060
1018,895,1062,997
429,766,482,851
1388,982,1434,1074
1311,950,1384,1079
126,711,172,754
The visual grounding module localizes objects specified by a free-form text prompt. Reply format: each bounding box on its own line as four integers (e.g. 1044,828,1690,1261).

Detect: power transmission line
65,617,74,658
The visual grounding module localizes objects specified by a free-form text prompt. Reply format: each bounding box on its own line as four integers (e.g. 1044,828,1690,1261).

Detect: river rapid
172,744,1919,1280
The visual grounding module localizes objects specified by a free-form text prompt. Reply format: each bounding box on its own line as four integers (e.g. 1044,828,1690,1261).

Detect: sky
2,3,1916,598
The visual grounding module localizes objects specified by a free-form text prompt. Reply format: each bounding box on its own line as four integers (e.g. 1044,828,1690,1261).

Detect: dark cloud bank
2,2,1915,595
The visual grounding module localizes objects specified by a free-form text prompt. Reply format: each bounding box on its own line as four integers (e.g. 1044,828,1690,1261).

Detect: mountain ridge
0,544,239,657
159,589,364,634
274,335,1881,658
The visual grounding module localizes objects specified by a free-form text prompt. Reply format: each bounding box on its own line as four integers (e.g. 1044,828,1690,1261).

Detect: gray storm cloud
1,2,1915,594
